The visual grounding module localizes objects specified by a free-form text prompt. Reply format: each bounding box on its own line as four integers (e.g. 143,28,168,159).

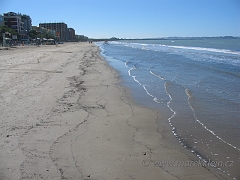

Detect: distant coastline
127,36,240,40
91,36,240,42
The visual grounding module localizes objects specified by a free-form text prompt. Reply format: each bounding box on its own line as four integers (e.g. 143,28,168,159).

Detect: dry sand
0,43,230,179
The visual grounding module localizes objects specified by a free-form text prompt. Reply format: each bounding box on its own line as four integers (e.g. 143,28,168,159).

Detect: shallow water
97,38,240,179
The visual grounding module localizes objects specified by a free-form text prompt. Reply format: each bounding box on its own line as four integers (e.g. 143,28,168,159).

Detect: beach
0,43,231,179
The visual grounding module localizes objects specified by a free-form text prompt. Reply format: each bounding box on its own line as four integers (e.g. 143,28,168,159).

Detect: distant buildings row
0,12,88,42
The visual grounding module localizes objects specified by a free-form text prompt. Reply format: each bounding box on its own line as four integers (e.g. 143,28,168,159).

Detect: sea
96,37,240,179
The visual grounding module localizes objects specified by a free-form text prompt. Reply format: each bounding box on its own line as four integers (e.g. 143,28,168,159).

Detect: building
39,22,68,42
21,14,32,32
32,26,56,38
68,28,75,41
2,12,23,33
0,15,4,26
1,12,32,40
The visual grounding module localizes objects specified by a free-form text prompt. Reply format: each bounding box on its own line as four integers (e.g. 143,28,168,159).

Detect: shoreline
98,41,240,180
0,43,230,179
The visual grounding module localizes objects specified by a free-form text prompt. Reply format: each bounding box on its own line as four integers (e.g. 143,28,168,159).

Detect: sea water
96,38,240,179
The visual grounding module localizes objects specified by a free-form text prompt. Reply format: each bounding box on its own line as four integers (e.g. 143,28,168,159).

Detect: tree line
0,26,55,42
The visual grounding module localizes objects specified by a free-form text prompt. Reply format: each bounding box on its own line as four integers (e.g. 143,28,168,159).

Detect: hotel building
39,22,68,42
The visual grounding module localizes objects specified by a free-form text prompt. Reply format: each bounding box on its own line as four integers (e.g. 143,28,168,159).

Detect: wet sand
0,43,230,179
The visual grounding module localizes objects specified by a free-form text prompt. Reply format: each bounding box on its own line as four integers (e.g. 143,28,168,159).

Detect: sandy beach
0,43,230,180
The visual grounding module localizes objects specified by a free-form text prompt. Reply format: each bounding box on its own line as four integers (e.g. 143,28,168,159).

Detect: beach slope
0,43,229,179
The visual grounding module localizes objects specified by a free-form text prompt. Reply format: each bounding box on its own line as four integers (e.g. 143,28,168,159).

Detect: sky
0,0,240,38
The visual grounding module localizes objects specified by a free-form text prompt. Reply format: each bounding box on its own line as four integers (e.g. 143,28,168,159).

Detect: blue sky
0,0,240,38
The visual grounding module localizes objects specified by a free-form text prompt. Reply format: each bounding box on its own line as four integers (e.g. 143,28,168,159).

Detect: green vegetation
29,29,55,39
0,26,56,43
0,26,20,41
75,35,88,42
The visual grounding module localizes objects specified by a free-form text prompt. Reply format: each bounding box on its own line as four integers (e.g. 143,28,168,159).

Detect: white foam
132,76,142,85
150,71,166,80
125,61,129,68
118,41,240,55
142,85,154,98
168,45,240,55
127,66,163,104
185,88,240,151
164,82,178,140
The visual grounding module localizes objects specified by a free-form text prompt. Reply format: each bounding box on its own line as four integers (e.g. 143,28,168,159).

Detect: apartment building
21,14,32,32
2,12,23,33
39,22,68,42
68,28,75,41
2,12,32,34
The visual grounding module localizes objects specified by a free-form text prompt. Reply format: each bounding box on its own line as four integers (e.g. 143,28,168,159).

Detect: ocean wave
97,41,240,179
125,61,129,68
109,41,240,67
150,71,166,80
185,88,240,151
168,45,240,55
110,41,240,56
